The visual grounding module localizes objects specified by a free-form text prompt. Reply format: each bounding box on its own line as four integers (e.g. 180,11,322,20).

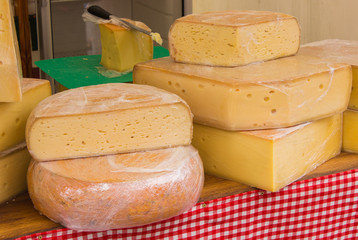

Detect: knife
87,5,162,45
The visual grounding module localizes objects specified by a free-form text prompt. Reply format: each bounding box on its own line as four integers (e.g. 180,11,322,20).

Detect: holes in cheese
27,145,204,231
26,83,193,161
169,10,300,66
0,78,51,152
133,55,351,130
192,114,342,192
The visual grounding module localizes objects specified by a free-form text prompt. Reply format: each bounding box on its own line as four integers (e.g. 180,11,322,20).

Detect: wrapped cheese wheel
27,145,204,231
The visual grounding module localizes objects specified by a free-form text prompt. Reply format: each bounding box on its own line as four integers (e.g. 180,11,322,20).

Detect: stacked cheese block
0,0,52,203
133,11,352,192
298,39,358,153
26,83,204,231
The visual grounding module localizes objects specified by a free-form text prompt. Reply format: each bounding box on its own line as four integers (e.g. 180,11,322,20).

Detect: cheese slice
299,39,358,110
99,22,153,72
26,83,193,161
133,55,351,130
0,78,51,152
192,114,342,192
0,143,30,204
343,109,358,153
27,145,204,231
0,0,22,102
169,10,300,66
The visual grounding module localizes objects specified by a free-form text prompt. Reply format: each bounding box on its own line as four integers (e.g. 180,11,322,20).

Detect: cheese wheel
27,145,204,231
26,83,193,161
169,10,300,67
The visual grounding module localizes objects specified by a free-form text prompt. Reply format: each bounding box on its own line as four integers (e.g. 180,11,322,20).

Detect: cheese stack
0,79,52,204
26,83,204,231
133,11,352,192
298,39,358,153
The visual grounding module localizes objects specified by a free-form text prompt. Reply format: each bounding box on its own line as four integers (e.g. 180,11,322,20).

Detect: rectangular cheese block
169,10,300,66
192,114,342,192
342,109,358,153
0,0,22,102
99,22,153,72
26,83,193,161
133,55,351,130
0,143,31,204
299,39,358,110
0,78,51,152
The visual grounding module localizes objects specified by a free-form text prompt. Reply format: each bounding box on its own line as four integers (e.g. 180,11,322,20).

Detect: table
1,152,357,239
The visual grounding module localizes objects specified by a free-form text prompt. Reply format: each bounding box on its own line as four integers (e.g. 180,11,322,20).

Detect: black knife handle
87,5,112,20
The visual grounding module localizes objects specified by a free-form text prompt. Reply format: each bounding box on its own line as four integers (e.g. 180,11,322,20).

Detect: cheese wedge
27,145,204,231
192,114,342,192
26,83,193,161
99,22,153,72
0,0,22,102
0,143,30,204
0,78,51,152
343,109,358,153
133,56,351,130
169,10,300,66
299,39,358,110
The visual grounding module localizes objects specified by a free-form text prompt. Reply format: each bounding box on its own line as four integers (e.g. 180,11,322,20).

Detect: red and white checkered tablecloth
18,169,358,240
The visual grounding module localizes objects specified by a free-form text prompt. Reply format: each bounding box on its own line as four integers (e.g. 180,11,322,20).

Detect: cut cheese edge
99,22,153,72
192,114,342,192
133,55,351,130
342,109,358,153
169,10,300,66
299,39,358,110
0,78,51,152
26,83,193,161
0,0,22,102
0,143,31,204
27,145,204,231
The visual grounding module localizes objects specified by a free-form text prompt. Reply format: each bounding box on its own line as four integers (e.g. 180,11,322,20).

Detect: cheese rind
0,0,22,102
169,10,300,66
27,145,204,231
0,78,51,152
192,114,342,192
342,109,358,153
299,39,358,110
0,143,31,204
99,22,153,72
133,56,351,130
26,83,193,161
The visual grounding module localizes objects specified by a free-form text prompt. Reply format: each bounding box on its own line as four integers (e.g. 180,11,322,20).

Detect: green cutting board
35,46,169,89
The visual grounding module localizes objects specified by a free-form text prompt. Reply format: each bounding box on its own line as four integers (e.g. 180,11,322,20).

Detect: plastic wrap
27,145,204,231
168,10,300,67
0,0,22,102
26,83,193,161
299,39,358,110
192,114,342,192
133,55,351,130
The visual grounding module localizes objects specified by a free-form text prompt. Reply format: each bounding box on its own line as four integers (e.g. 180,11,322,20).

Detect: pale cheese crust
27,145,204,231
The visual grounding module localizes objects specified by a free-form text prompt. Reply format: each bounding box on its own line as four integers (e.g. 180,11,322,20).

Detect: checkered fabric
18,169,358,240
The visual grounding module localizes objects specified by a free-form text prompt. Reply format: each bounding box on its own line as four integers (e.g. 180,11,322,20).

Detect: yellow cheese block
0,78,51,152
342,109,358,153
192,114,342,192
99,22,153,72
26,83,193,161
0,0,22,102
169,10,300,67
0,143,31,204
299,39,358,110
133,56,351,130
27,145,204,231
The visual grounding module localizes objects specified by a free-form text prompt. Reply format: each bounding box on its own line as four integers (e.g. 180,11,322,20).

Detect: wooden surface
191,0,358,45
1,152,358,240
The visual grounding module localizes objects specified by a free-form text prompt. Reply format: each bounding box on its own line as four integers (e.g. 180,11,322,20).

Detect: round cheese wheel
27,145,204,231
